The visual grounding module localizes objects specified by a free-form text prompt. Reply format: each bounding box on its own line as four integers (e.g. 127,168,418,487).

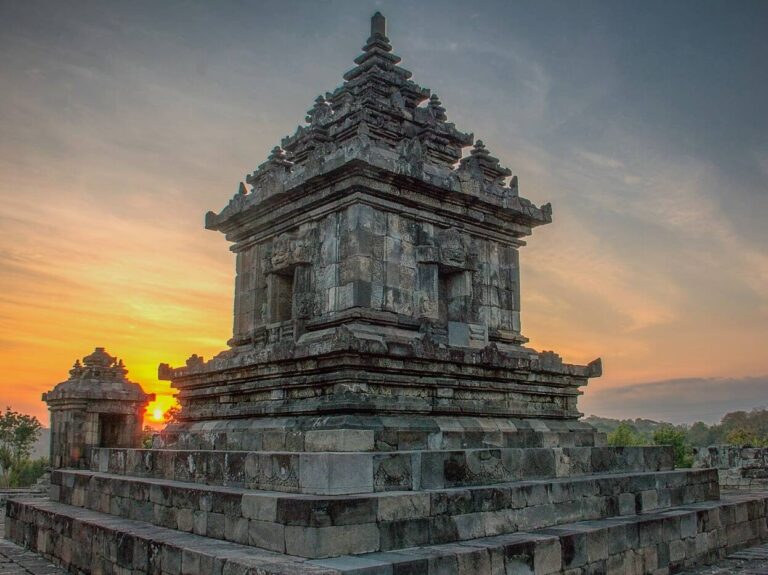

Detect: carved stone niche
416,227,487,348
263,230,315,328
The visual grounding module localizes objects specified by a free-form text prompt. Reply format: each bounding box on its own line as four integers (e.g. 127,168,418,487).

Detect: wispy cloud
578,151,624,169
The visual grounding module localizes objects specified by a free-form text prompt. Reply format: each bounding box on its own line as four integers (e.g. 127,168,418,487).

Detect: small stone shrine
6,13,768,575
42,347,154,469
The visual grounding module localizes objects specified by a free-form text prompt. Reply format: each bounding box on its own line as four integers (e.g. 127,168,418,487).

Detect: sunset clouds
1,1,766,424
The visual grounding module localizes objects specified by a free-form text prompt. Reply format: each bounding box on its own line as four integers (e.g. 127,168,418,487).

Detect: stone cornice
207,160,550,248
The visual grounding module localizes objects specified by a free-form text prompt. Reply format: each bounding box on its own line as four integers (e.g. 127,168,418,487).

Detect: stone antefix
42,347,154,469
6,13,768,575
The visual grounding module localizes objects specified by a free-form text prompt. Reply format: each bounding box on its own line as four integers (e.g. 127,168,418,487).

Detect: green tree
705,409,768,446
607,422,644,447
163,405,181,424
725,428,764,447
141,425,155,448
686,421,716,447
0,407,42,473
653,425,692,468
0,457,49,488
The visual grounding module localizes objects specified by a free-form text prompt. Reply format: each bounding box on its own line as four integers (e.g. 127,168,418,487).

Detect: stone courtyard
4,12,768,575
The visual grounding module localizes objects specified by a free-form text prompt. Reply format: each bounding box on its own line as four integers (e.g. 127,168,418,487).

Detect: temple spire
371,12,386,38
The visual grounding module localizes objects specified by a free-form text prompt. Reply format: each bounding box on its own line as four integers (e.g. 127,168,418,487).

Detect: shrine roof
207,13,552,234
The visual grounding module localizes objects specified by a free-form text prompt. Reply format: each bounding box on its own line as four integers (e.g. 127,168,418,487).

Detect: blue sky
1,1,767,423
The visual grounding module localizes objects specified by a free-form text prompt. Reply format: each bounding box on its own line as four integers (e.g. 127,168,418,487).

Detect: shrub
653,426,693,468
0,457,48,488
607,422,644,447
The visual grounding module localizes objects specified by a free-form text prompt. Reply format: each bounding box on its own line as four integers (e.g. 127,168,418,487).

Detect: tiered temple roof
206,13,550,234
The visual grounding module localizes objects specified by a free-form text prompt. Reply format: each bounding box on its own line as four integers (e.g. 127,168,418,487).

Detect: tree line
585,408,768,468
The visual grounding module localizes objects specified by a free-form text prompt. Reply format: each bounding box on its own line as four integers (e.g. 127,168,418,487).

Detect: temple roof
44,347,153,403
207,12,551,233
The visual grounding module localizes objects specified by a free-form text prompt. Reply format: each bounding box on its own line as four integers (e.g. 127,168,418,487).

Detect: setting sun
145,395,178,426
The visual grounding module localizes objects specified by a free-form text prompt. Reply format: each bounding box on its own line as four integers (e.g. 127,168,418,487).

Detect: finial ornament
371,12,386,38
428,93,447,121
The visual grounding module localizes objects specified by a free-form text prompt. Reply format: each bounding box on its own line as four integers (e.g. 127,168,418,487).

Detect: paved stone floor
0,511,66,575
679,543,768,574
0,505,766,574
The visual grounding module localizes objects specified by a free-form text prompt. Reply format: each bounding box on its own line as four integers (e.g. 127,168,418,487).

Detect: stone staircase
5,485,767,574
48,465,718,557
5,441,768,573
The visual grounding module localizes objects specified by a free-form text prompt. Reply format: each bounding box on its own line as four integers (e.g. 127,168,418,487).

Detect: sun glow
145,395,179,427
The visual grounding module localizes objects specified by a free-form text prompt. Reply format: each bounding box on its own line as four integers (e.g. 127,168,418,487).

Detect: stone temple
43,347,154,469
6,12,768,575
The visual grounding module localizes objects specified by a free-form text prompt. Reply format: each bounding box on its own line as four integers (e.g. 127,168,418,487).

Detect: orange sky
1,2,767,426
0,186,233,424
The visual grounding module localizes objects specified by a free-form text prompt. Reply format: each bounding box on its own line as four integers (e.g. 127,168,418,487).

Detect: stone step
90,444,675,495
6,492,768,574
159,415,604,452
51,468,719,558
306,492,768,574
4,497,335,575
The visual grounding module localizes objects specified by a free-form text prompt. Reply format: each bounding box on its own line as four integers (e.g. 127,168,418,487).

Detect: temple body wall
231,203,522,350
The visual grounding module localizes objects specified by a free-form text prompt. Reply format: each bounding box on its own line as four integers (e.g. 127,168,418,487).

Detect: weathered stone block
248,520,285,552
668,539,686,562
522,449,556,479
160,545,181,575
534,537,562,575
207,512,225,539
242,493,278,522
377,492,429,522
224,515,249,544
305,429,374,452
618,492,635,516
284,523,380,558
299,453,373,495
180,549,201,575
373,453,414,491
639,490,659,513
176,508,194,532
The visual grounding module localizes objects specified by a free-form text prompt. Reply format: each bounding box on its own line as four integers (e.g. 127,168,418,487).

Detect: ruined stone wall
693,446,768,490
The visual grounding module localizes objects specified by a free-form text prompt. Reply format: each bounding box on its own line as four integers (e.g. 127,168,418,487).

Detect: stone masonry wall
6,492,768,574
694,446,768,490
231,204,522,348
